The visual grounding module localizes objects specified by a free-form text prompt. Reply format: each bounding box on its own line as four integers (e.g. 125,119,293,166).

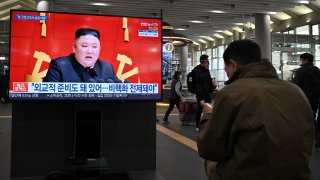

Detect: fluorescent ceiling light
215,30,224,33
213,34,224,39
192,41,200,46
234,23,244,26
272,12,292,20
210,10,226,13
232,27,244,32
268,12,277,15
243,22,256,29
175,28,187,31
198,39,207,43
0,16,9,20
0,57,5,60
299,1,309,4
223,30,233,36
91,3,109,6
0,5,21,15
204,36,215,41
290,5,313,15
189,20,204,23
199,36,215,41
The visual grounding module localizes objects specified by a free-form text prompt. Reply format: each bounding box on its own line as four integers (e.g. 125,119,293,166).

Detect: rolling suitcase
179,98,197,123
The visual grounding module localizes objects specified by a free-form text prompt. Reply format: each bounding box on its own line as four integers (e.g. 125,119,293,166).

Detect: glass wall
194,24,320,84
312,25,319,35
200,46,228,82
315,45,320,67
296,25,309,35
272,24,320,81
194,51,201,67
217,45,227,82
211,48,218,80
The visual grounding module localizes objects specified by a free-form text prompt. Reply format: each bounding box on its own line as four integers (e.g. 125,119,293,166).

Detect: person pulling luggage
163,71,184,124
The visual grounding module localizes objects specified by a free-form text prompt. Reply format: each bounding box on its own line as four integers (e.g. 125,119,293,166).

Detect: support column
179,45,188,85
255,13,271,62
233,30,240,41
309,24,316,56
36,0,54,11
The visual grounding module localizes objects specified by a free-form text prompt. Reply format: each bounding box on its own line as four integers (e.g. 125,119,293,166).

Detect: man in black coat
193,54,214,130
293,52,320,148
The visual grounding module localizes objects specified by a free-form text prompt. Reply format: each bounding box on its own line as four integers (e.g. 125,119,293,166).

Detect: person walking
163,71,184,124
193,54,214,130
292,52,320,148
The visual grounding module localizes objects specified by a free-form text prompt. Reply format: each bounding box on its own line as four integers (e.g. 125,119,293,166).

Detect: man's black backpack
187,70,195,93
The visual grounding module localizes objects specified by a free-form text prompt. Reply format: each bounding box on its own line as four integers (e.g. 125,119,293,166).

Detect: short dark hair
300,53,314,63
75,28,100,40
223,40,261,65
173,71,182,79
200,54,209,63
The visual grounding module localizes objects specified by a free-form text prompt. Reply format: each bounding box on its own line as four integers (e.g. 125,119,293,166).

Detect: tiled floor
1,102,320,180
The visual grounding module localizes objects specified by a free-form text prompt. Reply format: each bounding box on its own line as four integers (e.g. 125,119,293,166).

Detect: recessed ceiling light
223,30,233,36
232,27,244,32
213,34,224,39
175,28,187,31
267,12,277,15
91,3,109,6
204,36,215,41
210,10,226,13
198,39,207,43
299,1,309,4
198,36,215,41
189,20,204,23
192,41,200,46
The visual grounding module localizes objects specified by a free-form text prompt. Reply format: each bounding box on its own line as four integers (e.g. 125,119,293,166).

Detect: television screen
9,10,162,100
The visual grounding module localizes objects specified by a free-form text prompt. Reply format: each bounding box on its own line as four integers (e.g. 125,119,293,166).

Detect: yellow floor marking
1,114,198,153
156,124,198,152
156,103,169,107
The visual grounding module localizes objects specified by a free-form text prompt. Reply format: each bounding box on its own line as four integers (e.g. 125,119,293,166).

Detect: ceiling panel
289,5,313,15
1,0,318,42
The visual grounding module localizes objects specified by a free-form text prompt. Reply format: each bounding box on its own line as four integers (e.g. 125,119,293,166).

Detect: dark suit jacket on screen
43,53,121,83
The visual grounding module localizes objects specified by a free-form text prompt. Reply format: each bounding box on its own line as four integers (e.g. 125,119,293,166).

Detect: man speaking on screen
43,28,121,83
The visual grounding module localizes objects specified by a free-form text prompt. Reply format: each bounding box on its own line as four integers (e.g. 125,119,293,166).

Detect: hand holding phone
200,100,213,114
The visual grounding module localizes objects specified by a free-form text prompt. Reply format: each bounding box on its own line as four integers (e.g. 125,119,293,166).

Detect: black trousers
163,98,181,121
196,95,211,128
310,101,320,144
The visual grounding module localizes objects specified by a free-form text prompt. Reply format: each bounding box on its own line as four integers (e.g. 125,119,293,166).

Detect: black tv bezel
8,9,163,102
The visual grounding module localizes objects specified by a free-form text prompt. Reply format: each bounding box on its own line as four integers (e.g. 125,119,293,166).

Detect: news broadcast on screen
9,10,162,100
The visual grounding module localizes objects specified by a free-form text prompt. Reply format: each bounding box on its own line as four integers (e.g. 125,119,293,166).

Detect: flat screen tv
9,10,162,100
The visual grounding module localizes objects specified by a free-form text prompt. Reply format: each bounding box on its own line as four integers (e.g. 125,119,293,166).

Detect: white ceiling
1,0,320,43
